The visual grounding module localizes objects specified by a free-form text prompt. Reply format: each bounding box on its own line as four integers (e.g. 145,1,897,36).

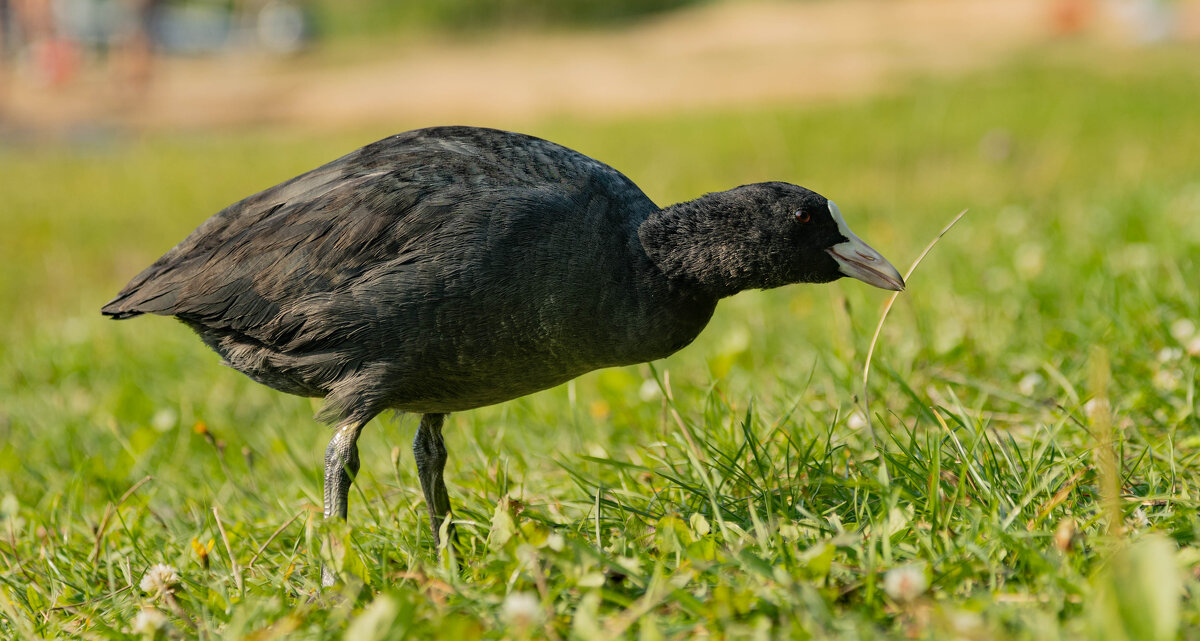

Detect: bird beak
823,200,905,291
827,238,905,291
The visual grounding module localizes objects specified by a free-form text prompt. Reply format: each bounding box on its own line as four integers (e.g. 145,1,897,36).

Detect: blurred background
0,0,1197,135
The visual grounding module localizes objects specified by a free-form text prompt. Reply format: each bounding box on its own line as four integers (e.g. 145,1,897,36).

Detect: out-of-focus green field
2,46,1200,639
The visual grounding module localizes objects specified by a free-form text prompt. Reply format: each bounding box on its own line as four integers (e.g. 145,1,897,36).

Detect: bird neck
638,188,772,300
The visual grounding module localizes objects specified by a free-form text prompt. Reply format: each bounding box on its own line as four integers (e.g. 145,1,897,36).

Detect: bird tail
100,263,179,320
100,293,144,319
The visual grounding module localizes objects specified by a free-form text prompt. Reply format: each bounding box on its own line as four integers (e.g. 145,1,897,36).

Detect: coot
102,126,903,582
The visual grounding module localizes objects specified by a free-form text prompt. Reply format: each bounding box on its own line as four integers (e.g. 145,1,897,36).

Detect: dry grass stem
861,209,969,445
213,506,245,595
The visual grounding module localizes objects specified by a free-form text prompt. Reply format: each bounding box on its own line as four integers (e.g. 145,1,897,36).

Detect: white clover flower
1018,372,1043,396
1014,243,1045,280
1170,318,1196,342
846,411,867,431
1187,336,1200,357
1157,348,1182,363
1083,398,1110,422
131,607,168,635
615,556,643,576
883,563,927,602
150,408,177,432
638,379,662,401
1153,368,1180,392
500,591,543,628
947,609,982,636
139,564,180,599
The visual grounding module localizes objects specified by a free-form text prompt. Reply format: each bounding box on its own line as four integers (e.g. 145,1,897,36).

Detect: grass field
2,45,1200,639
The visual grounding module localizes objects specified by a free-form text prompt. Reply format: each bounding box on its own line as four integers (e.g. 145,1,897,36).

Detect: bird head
769,184,905,291
641,182,905,297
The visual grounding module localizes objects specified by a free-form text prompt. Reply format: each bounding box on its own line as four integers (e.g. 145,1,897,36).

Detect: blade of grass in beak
861,209,969,484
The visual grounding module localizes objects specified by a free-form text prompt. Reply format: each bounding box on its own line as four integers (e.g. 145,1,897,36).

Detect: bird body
103,126,904,583
104,127,716,419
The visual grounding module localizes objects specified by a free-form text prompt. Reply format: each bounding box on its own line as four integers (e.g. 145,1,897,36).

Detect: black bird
102,126,903,583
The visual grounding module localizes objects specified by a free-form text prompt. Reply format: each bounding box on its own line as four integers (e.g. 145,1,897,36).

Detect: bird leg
413,413,455,548
321,418,366,586
324,420,365,518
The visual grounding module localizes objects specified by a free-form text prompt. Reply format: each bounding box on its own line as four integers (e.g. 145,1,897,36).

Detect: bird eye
794,210,811,223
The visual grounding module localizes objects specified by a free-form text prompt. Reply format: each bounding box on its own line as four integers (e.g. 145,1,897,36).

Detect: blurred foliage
310,0,707,38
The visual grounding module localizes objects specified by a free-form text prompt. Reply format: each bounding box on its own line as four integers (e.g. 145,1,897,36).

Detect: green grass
3,45,1200,639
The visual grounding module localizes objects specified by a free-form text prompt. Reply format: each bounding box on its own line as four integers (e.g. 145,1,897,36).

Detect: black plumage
103,126,903,583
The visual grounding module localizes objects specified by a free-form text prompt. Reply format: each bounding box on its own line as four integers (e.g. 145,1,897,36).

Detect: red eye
794,210,811,223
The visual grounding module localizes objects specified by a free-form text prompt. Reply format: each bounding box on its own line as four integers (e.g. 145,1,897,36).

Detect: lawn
2,45,1199,639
